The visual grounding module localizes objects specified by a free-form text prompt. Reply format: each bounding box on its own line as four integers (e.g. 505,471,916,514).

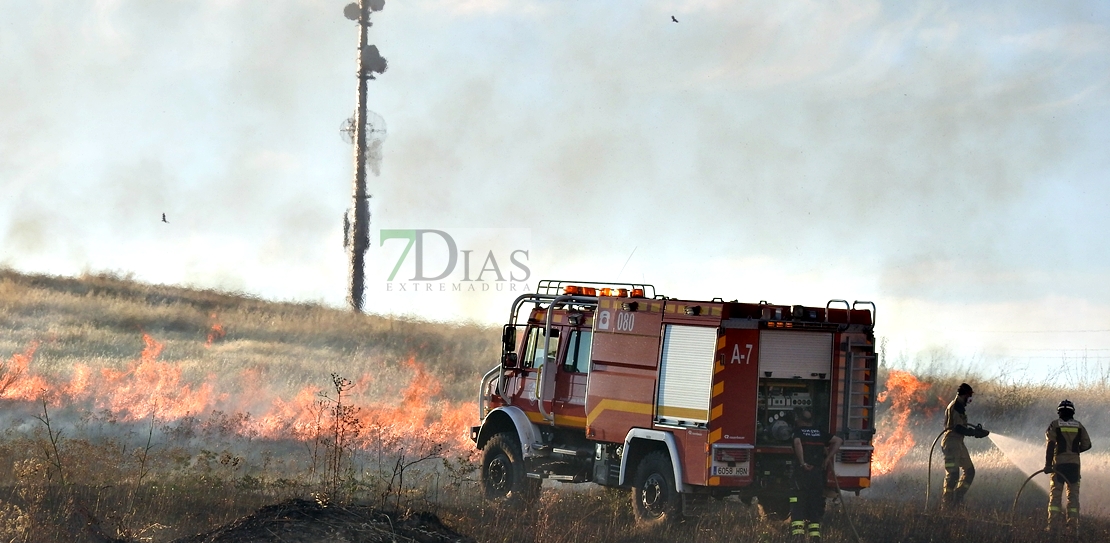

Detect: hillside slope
0,268,499,404
0,269,497,541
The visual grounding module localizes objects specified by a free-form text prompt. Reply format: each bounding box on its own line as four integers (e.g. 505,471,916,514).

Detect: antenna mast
344,0,387,312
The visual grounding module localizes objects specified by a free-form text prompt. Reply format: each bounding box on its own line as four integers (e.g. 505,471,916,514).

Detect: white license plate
713,465,748,477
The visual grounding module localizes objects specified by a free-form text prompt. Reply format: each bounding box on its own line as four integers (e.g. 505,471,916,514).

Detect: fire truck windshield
522,327,560,369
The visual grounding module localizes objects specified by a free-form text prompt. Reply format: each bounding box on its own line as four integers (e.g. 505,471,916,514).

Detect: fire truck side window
522,327,560,369
563,330,593,374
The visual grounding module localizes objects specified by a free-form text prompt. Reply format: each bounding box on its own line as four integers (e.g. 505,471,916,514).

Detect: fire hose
923,430,945,512
924,424,988,512
830,466,865,543
1011,468,1079,536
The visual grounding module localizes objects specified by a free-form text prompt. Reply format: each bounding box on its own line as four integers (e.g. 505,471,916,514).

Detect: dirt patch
169,499,475,543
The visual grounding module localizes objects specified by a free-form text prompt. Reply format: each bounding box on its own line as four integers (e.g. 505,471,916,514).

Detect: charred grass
2,269,1110,541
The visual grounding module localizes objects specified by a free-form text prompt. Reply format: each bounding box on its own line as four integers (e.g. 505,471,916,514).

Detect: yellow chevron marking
717,336,727,349
710,401,728,419
711,404,724,421
713,381,725,397
585,399,655,426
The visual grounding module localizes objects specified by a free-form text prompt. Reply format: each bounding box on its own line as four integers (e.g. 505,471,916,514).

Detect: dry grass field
1,268,1109,542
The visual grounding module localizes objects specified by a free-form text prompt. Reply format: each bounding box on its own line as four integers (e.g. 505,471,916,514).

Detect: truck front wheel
480,432,540,503
631,451,680,525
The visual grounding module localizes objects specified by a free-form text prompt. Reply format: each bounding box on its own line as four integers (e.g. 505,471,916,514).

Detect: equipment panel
756,379,831,445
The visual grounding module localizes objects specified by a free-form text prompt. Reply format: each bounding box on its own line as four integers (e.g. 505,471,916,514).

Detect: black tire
631,451,680,526
480,432,541,503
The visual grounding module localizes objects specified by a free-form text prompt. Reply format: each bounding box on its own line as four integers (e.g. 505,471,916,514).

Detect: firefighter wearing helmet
941,383,989,508
1044,399,1092,532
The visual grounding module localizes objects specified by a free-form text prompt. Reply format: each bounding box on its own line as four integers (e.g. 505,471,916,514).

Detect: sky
2,0,1110,383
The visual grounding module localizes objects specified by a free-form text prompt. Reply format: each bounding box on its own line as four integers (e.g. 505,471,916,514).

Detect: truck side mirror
502,325,516,352
502,352,518,368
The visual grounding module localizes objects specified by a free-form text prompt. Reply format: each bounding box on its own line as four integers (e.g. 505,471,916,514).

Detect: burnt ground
167,499,475,543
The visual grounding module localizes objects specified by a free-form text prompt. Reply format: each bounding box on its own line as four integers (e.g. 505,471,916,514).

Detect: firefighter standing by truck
1043,399,1092,532
790,406,843,540
941,383,990,508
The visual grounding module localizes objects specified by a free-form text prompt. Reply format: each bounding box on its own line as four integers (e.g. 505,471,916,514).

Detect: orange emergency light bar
564,285,646,297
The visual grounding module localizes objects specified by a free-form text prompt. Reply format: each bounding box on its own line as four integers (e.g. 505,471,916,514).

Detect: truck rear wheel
631,451,680,525
480,432,540,503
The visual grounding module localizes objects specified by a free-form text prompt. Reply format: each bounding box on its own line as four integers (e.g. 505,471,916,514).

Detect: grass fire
2,269,1110,542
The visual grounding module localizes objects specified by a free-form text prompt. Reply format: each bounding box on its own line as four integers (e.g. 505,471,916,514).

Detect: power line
1002,348,1110,352
988,356,1110,361
964,329,1110,334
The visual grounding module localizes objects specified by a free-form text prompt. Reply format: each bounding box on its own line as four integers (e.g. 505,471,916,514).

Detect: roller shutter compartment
656,325,718,424
758,330,832,379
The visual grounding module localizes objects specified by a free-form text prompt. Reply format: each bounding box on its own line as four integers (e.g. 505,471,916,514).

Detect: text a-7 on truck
470,279,877,524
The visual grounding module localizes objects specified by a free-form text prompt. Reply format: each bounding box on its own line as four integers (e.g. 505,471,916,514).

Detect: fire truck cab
470,280,876,523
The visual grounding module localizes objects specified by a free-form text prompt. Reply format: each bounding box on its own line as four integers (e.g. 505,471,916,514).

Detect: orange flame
0,342,47,400
250,356,473,456
96,334,220,421
0,338,476,459
872,370,931,475
205,313,226,347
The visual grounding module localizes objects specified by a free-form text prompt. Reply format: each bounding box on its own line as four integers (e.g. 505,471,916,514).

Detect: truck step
526,472,587,483
552,447,591,457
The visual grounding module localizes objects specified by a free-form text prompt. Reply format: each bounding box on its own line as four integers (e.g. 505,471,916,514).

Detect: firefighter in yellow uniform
1044,399,1091,532
941,383,989,507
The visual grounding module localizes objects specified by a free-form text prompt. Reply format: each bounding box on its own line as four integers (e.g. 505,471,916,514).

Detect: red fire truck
470,280,876,523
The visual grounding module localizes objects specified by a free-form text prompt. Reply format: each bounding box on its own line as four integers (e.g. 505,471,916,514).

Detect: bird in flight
162,213,168,223
671,15,678,23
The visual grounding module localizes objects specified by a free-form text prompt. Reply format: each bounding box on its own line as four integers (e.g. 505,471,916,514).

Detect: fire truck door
535,327,562,418
554,329,591,426
519,326,559,410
